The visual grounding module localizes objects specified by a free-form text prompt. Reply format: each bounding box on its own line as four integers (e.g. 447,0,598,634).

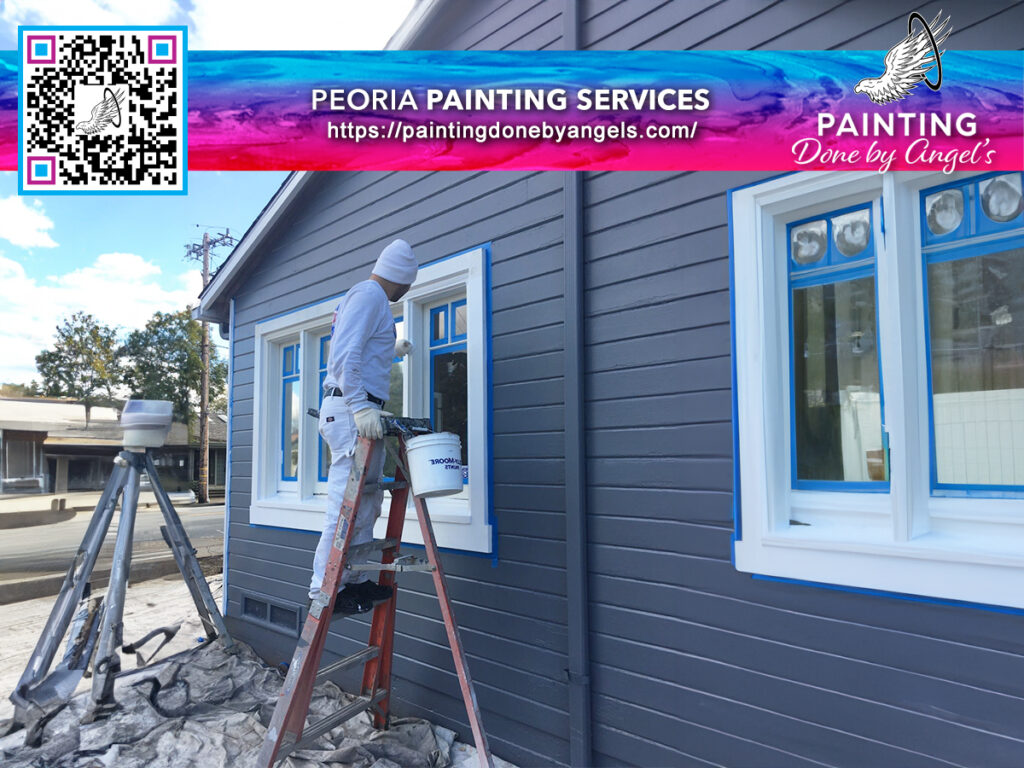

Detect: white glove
353,407,384,440
394,338,414,358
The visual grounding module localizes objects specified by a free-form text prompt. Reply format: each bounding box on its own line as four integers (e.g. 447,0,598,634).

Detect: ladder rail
412,481,495,768
256,438,378,767
257,428,494,768
359,439,411,725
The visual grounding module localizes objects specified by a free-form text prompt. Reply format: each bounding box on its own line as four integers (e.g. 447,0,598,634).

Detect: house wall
226,170,570,766
223,1,1024,766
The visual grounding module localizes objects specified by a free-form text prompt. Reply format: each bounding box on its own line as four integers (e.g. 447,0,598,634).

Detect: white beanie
372,239,418,285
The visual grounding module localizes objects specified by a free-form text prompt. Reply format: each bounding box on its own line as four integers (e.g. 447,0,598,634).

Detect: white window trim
731,171,1024,609
375,248,491,553
250,247,492,554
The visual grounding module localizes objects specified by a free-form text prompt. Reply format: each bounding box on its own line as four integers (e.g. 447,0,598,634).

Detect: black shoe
332,584,372,616
355,580,394,604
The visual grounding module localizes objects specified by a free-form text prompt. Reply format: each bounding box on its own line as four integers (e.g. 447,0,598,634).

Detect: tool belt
325,387,385,407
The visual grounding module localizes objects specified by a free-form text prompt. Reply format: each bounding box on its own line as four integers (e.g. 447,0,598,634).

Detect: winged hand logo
854,12,951,104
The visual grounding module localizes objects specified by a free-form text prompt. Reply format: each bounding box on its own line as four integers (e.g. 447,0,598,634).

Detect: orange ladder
256,417,494,767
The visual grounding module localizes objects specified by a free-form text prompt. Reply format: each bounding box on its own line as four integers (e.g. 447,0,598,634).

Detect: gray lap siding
221,1,1024,766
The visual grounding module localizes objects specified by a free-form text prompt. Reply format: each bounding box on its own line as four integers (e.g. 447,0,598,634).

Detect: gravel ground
0,574,512,768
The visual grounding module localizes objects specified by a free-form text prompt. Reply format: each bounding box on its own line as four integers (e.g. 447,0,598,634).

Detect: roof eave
386,0,446,50
194,171,316,323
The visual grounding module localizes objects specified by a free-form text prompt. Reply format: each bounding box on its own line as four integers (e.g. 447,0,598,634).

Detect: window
428,297,469,479
249,246,493,553
280,342,300,483
730,172,1024,609
317,334,331,483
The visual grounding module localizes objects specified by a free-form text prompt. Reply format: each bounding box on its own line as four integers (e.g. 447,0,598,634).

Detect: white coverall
308,280,396,600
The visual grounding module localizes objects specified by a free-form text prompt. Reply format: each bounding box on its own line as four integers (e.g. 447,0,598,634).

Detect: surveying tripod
1,449,232,746
257,415,493,767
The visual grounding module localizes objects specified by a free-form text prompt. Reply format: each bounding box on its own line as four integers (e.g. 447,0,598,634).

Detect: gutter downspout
222,298,235,615
564,3,592,765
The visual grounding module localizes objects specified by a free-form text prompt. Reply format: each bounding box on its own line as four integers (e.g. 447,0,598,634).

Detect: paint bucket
405,432,463,497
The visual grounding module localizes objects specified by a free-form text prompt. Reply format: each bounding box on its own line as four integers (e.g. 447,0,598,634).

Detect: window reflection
791,220,827,265
925,189,964,235
980,174,1023,223
928,247,1024,485
793,276,886,482
832,210,871,258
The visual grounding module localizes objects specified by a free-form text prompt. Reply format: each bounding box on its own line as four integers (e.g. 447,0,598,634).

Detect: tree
0,382,42,398
120,309,227,425
36,312,123,423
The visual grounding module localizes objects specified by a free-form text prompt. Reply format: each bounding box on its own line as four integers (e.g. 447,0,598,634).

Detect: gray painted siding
222,2,1024,767
226,170,572,768
580,171,1024,767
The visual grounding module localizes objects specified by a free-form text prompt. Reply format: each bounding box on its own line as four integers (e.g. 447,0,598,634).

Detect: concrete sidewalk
0,489,212,529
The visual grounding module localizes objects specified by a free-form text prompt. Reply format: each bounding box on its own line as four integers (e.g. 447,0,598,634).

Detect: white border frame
731,171,1024,609
249,247,492,553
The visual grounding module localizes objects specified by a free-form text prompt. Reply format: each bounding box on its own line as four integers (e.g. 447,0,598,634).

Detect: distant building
0,397,226,495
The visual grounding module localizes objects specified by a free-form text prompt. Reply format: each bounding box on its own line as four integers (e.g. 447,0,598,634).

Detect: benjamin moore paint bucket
405,432,463,497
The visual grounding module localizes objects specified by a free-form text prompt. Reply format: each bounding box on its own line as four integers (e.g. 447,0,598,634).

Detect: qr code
20,28,186,193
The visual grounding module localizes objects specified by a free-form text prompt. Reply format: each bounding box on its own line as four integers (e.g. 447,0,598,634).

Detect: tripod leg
83,456,142,723
3,460,126,742
145,453,232,648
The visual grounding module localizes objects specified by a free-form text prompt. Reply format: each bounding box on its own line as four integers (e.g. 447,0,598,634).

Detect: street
0,503,224,601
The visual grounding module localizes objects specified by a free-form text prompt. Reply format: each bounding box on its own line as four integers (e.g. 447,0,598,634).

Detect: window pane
793,276,886,482
283,378,300,478
979,174,1023,223
928,248,1024,486
791,220,827,265
925,189,964,235
432,349,468,473
832,210,871,258
319,431,331,482
431,307,447,344
454,302,467,337
319,335,330,369
383,362,405,480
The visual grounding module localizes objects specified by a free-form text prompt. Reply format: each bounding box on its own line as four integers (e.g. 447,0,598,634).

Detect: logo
854,12,951,104
75,87,126,136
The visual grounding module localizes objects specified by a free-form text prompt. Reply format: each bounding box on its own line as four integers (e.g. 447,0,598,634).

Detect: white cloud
187,0,415,49
3,0,181,27
0,253,202,384
0,197,58,248
2,0,415,50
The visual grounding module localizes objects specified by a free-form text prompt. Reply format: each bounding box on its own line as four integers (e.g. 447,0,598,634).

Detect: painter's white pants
308,395,385,599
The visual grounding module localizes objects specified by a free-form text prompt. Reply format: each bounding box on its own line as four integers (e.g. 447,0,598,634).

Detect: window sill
738,516,1024,609
250,495,326,532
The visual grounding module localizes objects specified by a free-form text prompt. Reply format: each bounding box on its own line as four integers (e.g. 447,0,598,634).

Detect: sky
0,0,417,384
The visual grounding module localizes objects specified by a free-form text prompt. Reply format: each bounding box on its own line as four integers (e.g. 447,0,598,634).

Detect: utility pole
186,228,236,503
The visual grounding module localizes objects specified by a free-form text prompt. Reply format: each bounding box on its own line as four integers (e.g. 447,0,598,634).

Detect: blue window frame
787,203,889,492
317,334,331,483
280,343,300,482
920,172,1024,495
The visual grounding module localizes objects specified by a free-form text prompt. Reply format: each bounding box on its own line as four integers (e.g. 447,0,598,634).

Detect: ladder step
345,538,399,560
315,645,379,684
362,480,406,492
288,689,388,755
347,557,435,573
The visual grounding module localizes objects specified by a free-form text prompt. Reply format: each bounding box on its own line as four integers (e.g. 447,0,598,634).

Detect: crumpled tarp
0,640,459,768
